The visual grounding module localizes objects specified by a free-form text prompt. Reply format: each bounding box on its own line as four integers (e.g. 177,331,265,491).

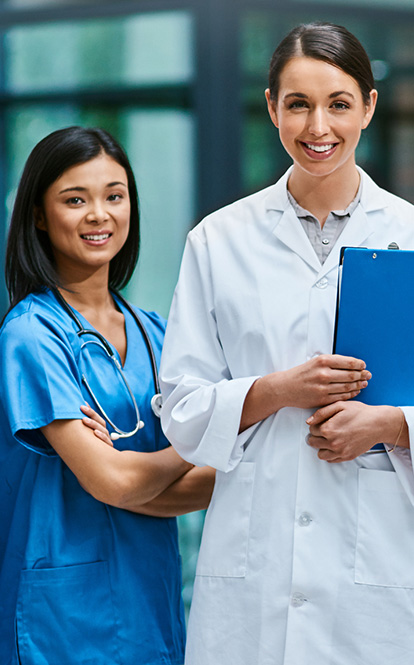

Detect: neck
57,266,113,315
288,163,360,226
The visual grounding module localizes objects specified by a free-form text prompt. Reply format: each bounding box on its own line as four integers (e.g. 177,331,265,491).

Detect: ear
361,89,378,130
34,206,47,231
265,88,279,129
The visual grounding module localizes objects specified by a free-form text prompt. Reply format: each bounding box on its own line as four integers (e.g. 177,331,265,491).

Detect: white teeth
82,234,110,241
304,143,335,153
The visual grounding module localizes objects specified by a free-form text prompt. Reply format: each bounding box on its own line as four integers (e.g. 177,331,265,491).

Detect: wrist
268,370,292,410
379,406,407,450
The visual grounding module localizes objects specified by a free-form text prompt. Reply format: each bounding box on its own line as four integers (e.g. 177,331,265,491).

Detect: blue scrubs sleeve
0,311,85,456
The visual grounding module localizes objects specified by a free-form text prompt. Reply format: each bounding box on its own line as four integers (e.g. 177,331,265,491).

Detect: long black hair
268,22,375,106
5,126,140,309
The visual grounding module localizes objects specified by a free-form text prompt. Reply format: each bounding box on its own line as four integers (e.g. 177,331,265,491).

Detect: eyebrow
58,181,128,194
283,90,356,100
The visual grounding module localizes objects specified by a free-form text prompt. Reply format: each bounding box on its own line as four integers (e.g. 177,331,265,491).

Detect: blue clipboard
333,246,414,406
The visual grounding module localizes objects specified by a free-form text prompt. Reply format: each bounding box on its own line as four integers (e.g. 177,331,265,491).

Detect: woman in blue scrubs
0,126,214,665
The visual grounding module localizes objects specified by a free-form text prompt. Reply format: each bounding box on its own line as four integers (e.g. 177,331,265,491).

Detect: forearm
117,446,194,510
41,419,192,509
133,466,216,517
239,373,287,433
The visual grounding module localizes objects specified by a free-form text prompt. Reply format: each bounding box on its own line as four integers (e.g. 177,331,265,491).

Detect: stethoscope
53,289,163,441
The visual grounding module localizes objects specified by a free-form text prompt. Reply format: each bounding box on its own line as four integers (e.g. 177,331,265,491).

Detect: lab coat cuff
199,375,262,473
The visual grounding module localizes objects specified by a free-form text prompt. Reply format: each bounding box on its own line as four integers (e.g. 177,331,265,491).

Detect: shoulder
359,169,414,217
0,291,74,351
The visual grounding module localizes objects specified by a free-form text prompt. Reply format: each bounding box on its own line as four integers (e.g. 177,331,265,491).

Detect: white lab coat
160,168,414,665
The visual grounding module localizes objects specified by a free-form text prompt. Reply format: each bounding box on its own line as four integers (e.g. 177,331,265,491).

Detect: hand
80,403,113,447
306,401,400,462
283,354,371,409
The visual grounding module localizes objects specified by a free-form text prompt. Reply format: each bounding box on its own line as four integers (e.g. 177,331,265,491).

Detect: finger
328,379,368,395
307,434,330,450
328,355,367,370
328,369,371,384
93,428,113,447
307,401,344,426
80,404,107,428
327,389,362,403
317,449,343,463
82,416,110,437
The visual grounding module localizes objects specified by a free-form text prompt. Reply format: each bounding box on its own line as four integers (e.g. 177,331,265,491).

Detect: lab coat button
322,238,330,245
291,592,307,608
315,278,328,289
298,512,312,527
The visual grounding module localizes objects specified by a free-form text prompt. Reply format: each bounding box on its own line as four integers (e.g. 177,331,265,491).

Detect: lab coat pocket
16,561,121,665
196,461,255,578
355,469,414,588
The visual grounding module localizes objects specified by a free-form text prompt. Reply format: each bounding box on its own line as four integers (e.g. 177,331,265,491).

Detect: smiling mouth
302,142,337,153
81,233,111,241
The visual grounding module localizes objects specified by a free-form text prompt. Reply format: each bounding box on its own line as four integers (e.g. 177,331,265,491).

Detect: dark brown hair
269,22,375,105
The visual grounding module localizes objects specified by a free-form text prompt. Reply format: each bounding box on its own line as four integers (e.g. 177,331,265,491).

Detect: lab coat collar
265,167,387,276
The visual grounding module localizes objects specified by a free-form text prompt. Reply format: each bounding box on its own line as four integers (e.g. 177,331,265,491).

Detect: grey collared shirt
287,181,362,264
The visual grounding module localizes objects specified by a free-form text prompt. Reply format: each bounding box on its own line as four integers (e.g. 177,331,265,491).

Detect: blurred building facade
1,0,413,614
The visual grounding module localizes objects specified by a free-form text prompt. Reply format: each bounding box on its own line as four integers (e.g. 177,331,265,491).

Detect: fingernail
306,416,314,424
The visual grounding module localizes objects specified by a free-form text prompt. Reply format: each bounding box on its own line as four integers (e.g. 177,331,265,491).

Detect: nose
307,107,330,137
85,200,109,224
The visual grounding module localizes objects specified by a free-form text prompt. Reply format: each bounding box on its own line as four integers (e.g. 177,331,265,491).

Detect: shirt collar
286,177,363,221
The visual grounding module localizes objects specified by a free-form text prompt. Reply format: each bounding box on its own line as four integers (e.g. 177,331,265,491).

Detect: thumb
307,402,341,426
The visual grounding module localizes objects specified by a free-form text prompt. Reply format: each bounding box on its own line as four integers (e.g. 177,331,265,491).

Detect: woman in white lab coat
160,22,414,665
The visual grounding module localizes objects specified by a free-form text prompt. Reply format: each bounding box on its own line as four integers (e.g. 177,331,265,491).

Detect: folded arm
41,418,193,511
136,465,215,517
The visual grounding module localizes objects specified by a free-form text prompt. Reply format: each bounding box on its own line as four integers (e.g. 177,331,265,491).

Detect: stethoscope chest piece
151,393,163,417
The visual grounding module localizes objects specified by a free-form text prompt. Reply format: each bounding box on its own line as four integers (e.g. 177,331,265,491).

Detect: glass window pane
123,108,195,317
5,11,194,93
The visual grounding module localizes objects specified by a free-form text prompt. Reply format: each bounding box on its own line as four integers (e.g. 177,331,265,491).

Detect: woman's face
36,153,131,281
265,56,377,180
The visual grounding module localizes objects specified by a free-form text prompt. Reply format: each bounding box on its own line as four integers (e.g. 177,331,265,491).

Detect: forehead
53,153,127,189
278,56,361,97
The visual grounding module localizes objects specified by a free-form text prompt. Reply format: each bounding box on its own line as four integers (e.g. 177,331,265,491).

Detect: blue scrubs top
0,289,185,665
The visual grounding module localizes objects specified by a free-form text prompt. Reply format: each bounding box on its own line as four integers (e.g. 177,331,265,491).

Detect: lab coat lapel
271,205,322,272
265,173,321,273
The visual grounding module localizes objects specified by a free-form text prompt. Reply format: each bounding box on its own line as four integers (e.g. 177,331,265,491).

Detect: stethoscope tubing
52,289,162,438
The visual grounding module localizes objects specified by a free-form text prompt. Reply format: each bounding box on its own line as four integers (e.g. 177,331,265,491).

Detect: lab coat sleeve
387,406,414,506
160,231,261,473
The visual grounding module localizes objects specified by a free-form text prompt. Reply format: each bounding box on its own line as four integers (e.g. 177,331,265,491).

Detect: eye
288,100,309,110
65,196,84,205
331,101,350,111
107,193,123,202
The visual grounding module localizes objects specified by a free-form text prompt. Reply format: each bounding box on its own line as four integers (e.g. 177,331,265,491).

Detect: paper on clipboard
333,246,414,406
